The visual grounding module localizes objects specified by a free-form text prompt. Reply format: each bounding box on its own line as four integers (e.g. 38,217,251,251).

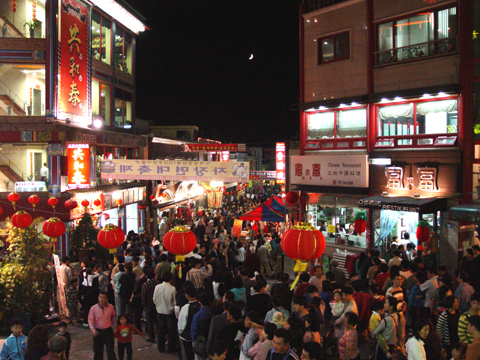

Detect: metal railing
374,36,458,66
0,151,24,181
0,78,29,116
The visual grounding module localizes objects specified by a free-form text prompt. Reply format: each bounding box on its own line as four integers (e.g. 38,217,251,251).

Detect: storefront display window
91,11,112,65
92,79,111,126
376,7,457,65
114,25,133,74
306,107,367,149
376,98,458,147
307,198,367,248
114,89,132,128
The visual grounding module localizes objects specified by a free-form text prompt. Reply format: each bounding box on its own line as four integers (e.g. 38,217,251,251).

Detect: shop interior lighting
339,103,347,108
89,0,146,34
421,93,433,99
382,191,388,196
394,96,404,102
380,98,390,103
306,108,316,112
318,106,328,110
351,102,359,106
437,92,446,97
413,193,420,198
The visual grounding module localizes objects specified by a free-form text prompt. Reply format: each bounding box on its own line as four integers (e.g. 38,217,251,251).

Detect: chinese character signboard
67,143,90,189
57,0,91,124
276,142,286,184
221,151,230,162
290,155,369,188
100,159,250,182
183,144,246,152
249,171,276,181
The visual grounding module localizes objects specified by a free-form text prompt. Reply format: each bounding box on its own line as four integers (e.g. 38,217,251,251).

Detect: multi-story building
292,0,478,269
0,0,148,255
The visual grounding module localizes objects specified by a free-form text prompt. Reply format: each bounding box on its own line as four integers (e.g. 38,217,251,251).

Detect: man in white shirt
308,265,326,293
40,163,49,182
153,272,177,353
419,267,438,315
59,256,73,289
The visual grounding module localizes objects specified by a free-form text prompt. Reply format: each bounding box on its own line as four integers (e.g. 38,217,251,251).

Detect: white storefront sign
100,159,249,182
290,154,369,188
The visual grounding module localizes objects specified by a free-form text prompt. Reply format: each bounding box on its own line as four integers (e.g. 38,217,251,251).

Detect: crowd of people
2,206,480,360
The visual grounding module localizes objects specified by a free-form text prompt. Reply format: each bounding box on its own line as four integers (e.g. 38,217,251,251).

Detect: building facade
294,0,478,269
0,0,148,255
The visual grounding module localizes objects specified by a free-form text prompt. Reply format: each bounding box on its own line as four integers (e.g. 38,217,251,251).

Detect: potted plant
27,102,32,116
23,19,40,38
2,24,8,37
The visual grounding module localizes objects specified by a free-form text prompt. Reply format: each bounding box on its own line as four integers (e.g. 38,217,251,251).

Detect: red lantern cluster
97,224,125,253
12,0,16,12
11,211,32,228
43,218,66,242
285,191,299,205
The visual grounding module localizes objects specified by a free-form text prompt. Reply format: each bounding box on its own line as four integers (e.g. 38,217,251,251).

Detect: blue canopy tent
265,195,287,213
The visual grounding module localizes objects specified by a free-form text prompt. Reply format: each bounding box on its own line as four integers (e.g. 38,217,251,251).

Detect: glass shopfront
306,194,367,249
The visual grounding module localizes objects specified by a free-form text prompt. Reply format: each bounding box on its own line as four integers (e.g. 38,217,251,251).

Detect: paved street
0,320,179,360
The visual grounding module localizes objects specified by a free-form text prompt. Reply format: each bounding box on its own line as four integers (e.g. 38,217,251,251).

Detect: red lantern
81,200,90,207
64,199,78,210
285,191,299,205
138,204,147,210
149,195,155,201
48,197,58,212
11,211,32,228
163,226,197,277
28,194,40,211
353,212,367,236
416,220,430,243
161,192,167,198
94,199,102,207
0,206,3,217
43,217,66,242
281,222,326,289
7,192,20,209
116,199,123,206
97,224,125,253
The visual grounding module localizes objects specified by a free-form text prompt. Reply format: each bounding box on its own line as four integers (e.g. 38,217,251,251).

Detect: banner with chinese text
57,0,90,124
232,219,243,237
290,155,369,188
100,159,250,182
67,143,90,189
276,142,286,184
183,144,246,152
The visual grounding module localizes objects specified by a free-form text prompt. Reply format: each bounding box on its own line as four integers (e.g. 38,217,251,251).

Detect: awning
65,182,146,195
358,195,447,213
448,204,480,223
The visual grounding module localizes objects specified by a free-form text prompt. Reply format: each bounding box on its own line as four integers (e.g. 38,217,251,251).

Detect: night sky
131,0,301,145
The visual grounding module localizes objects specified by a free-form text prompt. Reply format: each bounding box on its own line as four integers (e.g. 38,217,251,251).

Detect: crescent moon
249,54,254,60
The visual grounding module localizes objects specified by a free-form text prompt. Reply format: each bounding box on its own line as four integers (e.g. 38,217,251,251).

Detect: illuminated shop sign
276,142,286,184
183,144,246,152
221,151,230,162
290,154,369,188
57,0,91,124
67,143,90,189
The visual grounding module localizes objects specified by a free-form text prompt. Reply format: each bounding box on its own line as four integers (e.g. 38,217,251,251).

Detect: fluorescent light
89,0,146,34
381,98,390,103
351,102,359,106
421,93,432,99
306,108,316,112
437,92,446,97
318,106,328,110
394,96,404,101
339,103,347,108
369,158,391,165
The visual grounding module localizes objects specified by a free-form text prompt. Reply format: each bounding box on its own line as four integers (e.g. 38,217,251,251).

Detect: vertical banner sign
67,143,90,189
58,0,90,124
221,151,230,162
276,142,286,184
53,254,69,317
214,191,223,208
232,219,243,238
207,191,214,208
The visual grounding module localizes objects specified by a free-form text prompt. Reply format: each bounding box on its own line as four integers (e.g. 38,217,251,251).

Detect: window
114,89,132,128
376,7,457,65
114,26,133,74
376,98,458,146
318,32,350,64
306,107,366,149
91,11,112,65
92,79,111,126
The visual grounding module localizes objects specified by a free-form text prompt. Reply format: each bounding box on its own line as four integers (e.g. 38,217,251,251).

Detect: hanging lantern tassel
290,260,308,290
109,248,116,254
175,255,185,278
51,237,57,243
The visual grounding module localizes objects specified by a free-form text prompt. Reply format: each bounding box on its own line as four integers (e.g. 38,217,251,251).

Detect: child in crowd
369,301,388,357
330,289,346,340
66,277,79,325
57,321,72,360
450,342,467,360
114,315,143,360
0,318,27,360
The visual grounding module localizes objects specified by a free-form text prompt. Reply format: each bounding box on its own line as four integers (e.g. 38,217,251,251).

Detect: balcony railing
374,37,457,66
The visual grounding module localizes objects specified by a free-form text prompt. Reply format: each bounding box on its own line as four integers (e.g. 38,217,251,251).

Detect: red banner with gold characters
67,143,90,189
57,0,90,124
